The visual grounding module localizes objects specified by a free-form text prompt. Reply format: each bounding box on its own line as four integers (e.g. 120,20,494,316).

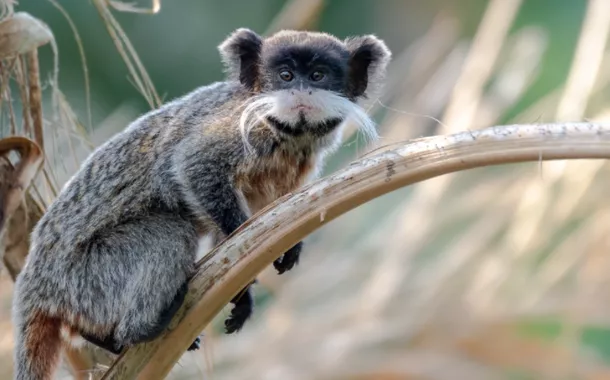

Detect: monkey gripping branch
101,121,610,380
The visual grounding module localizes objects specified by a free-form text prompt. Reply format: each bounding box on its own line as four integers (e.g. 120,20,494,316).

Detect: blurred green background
16,0,584,128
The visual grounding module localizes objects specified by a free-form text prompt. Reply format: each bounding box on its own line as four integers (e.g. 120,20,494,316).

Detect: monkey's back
27,81,248,265
13,81,249,328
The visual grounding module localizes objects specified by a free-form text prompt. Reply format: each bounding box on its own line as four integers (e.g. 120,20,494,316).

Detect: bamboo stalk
101,122,610,380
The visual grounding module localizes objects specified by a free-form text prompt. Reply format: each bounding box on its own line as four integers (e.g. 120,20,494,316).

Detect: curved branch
0,136,43,232
102,122,610,380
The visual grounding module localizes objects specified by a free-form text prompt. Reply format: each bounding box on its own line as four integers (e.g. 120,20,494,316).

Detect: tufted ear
218,28,263,91
344,35,391,100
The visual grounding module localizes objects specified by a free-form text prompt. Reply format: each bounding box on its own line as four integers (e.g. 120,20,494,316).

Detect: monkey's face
258,41,350,131
220,29,391,145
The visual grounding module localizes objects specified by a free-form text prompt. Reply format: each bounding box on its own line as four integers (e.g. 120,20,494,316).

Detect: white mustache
238,89,378,152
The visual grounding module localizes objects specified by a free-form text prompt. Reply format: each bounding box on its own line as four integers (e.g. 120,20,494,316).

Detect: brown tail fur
13,310,62,380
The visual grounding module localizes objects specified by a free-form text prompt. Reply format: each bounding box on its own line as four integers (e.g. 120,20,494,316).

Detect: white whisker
307,90,379,143
347,100,379,142
236,89,379,152
238,95,274,152
375,99,448,130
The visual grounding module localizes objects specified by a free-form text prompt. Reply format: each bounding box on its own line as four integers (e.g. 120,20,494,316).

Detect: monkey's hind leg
225,283,255,334
142,281,202,351
89,214,200,351
206,232,255,334
81,282,200,353
80,331,123,355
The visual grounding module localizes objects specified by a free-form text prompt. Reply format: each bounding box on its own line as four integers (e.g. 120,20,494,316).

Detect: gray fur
12,28,391,380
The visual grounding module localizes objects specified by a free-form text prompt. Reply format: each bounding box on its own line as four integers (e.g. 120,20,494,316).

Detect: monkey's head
219,28,391,148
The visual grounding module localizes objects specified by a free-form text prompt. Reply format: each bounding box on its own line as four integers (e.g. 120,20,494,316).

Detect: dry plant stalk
0,140,109,377
353,0,524,324
265,0,326,35
100,122,610,380
440,0,524,133
108,0,161,14
92,0,161,109
0,137,43,235
47,0,93,132
556,0,610,121
0,9,115,377
540,1,610,374
0,136,43,291
26,49,44,150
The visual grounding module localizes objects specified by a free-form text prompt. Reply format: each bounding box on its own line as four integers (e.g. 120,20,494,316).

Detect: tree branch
102,122,610,380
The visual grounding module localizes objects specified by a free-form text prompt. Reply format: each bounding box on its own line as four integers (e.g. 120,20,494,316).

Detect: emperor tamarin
12,27,391,379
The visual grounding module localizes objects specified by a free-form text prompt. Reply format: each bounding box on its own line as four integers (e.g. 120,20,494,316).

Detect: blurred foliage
13,0,585,127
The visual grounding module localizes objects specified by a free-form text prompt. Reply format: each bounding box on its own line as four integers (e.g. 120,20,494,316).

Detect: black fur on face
344,35,392,100
266,114,344,137
224,29,391,144
218,28,264,91
259,32,350,95
218,28,391,101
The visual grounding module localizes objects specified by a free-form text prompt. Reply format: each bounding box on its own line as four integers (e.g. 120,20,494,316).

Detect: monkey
11,27,391,379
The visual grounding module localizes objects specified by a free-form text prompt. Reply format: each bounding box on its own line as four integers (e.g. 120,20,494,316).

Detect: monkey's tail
12,293,63,380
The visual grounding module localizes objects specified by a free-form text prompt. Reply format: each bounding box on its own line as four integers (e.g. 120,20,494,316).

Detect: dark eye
279,70,294,82
310,71,325,81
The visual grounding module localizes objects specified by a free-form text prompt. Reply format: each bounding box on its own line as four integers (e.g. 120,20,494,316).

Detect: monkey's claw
273,241,302,274
224,317,241,334
187,337,201,351
224,312,248,334
224,303,252,334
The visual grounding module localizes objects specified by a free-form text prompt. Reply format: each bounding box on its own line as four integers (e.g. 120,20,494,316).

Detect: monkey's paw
273,241,302,274
224,302,252,334
188,337,201,351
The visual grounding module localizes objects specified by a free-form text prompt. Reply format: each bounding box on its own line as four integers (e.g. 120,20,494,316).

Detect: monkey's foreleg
182,173,256,333
273,241,302,274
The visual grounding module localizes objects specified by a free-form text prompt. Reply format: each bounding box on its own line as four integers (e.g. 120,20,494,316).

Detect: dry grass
2,0,610,379
0,1,120,378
